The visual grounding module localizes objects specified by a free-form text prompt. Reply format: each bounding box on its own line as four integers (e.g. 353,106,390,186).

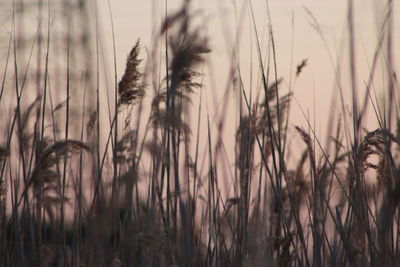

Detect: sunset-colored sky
96,0,399,145
1,0,399,156
0,0,399,220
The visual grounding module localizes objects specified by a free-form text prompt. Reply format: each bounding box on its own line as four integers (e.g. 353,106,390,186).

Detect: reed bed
0,0,399,266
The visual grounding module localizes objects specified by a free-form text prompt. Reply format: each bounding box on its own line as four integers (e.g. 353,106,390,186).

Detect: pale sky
1,0,399,159
0,0,399,214
96,0,399,146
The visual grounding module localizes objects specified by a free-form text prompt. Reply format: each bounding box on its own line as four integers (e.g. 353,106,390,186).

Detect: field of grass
1,0,400,266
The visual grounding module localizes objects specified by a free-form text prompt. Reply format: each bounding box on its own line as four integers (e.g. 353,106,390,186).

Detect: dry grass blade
0,146,10,162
